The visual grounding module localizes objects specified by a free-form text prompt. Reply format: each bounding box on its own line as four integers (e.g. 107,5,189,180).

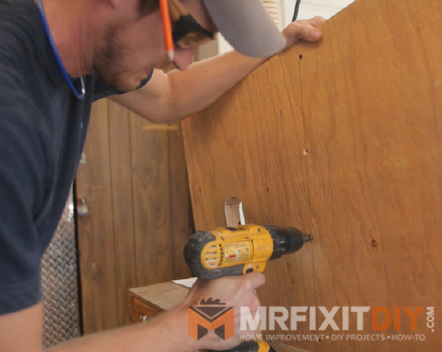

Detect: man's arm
0,273,264,352
0,304,43,352
110,17,325,124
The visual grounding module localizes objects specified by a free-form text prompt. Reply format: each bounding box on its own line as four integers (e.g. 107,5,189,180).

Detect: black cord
292,0,301,21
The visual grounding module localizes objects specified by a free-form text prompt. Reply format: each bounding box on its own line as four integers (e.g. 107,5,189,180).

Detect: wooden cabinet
128,282,190,323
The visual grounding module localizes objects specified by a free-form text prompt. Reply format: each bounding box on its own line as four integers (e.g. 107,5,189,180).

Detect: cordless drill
183,224,314,352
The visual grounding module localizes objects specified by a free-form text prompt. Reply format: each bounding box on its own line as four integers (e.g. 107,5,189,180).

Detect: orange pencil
159,0,174,62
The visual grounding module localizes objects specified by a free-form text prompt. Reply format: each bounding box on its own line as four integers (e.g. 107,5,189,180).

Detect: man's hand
180,272,266,351
283,16,326,47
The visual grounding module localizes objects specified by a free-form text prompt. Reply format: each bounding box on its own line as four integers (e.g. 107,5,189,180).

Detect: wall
75,100,192,333
281,0,355,23
209,0,356,57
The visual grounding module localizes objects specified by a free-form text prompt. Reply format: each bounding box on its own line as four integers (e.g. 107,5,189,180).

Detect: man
0,0,324,350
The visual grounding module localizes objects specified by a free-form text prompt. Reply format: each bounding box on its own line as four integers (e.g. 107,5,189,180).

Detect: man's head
135,0,286,58
93,0,285,91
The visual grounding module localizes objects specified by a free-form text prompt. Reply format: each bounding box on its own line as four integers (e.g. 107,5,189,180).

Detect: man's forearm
47,306,198,352
111,49,267,124
47,273,265,352
2,275,264,352
110,16,324,124
164,50,268,121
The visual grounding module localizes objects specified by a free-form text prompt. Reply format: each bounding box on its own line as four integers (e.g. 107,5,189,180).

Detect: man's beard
93,25,143,93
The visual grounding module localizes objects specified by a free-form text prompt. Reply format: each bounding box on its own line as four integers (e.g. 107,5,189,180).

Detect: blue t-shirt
0,0,151,314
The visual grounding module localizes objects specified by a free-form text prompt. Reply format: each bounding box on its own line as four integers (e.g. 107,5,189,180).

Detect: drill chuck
265,225,314,260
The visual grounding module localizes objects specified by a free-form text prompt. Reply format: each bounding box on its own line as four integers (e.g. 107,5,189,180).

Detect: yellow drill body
184,224,313,352
184,224,313,280
201,224,274,275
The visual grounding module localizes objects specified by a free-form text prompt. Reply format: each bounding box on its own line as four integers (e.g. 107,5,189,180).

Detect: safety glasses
160,0,214,61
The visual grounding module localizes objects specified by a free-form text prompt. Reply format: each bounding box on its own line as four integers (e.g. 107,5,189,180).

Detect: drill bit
304,234,314,242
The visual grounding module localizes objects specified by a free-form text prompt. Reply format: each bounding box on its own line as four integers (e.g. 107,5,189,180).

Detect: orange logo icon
188,298,235,340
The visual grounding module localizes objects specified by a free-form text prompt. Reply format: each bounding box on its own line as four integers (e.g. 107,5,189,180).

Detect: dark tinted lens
172,14,214,49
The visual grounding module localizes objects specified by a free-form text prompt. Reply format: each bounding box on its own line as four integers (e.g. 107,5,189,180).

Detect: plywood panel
183,55,309,228
182,0,442,350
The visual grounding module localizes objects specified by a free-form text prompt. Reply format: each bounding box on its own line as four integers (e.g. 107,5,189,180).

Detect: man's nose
173,48,197,71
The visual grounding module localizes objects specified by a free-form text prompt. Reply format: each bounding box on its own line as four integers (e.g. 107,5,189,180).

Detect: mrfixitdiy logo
187,303,436,343
188,298,234,340
239,306,435,343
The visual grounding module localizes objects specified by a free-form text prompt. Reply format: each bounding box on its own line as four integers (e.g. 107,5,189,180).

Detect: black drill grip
184,230,244,279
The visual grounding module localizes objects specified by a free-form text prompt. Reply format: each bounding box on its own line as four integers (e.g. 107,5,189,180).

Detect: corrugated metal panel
41,191,81,348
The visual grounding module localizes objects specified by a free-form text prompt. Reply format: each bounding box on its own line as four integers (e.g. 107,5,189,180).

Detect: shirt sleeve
0,68,46,314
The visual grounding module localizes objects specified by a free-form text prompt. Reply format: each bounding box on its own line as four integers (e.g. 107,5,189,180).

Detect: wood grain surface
76,101,119,332
76,100,192,333
182,0,442,350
